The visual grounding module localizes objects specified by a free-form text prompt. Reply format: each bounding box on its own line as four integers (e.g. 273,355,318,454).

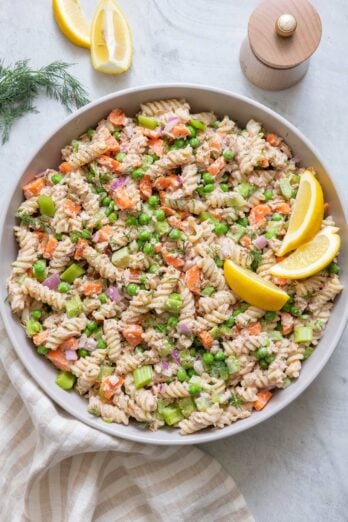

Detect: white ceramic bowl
1,85,347,445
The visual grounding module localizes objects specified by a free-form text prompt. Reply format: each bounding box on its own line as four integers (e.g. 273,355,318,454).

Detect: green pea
264,311,276,321
189,137,200,148
215,257,223,267
127,283,139,296
55,233,63,240
77,349,89,358
81,229,92,239
167,316,178,329
177,368,188,382
51,174,63,185
31,310,42,320
264,190,274,201
169,228,181,240
272,213,283,221
189,347,197,357
58,282,70,293
139,230,150,242
33,260,47,280
108,200,115,210
171,138,186,150
86,173,94,183
256,347,269,360
154,209,166,221
99,293,107,304
187,368,197,378
86,128,95,139
327,262,340,274
70,232,81,243
97,339,107,349
155,324,167,334
108,212,117,223
104,207,112,217
290,306,302,317
126,216,138,226
220,183,229,192
214,223,228,236
187,125,197,138
224,316,235,328
139,213,151,225
113,130,121,139
259,359,269,370
37,345,49,355
214,351,226,361
87,321,98,332
203,183,215,193
102,196,111,206
202,352,214,365
148,264,160,274
202,172,214,184
94,186,104,194
143,243,154,256
189,384,202,396
223,149,234,161
131,168,145,180
116,152,126,162
148,195,159,207
237,217,249,227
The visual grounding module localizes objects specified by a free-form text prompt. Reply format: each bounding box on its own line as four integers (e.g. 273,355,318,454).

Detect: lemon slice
53,0,91,48
269,226,340,280
277,170,324,256
224,259,289,311
90,0,133,74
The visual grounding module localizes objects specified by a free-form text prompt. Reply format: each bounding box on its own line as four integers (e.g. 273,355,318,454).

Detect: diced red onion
42,273,60,290
176,175,183,186
292,154,301,164
161,360,169,370
106,286,123,303
177,322,191,335
79,335,97,351
253,235,268,249
164,116,179,133
158,383,165,393
193,360,204,375
110,176,127,191
171,350,180,365
35,171,46,178
65,350,78,361
121,144,129,152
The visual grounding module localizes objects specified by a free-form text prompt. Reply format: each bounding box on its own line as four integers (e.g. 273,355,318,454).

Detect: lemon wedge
224,259,289,311
277,170,324,256
269,226,340,280
90,0,133,74
53,0,91,48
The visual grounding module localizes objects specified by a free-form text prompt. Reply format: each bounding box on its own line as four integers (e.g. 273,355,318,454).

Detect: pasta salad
7,98,343,435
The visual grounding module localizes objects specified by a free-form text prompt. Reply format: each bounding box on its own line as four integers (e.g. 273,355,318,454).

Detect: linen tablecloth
0,317,253,522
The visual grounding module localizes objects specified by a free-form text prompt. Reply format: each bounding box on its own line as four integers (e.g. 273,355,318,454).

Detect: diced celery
188,119,206,131
157,398,168,417
209,326,220,339
154,220,170,235
33,259,47,282
111,246,130,268
179,350,193,369
279,178,293,199
138,115,158,129
97,365,114,382
226,355,241,375
65,295,83,318
211,361,229,380
38,195,56,217
195,396,211,412
226,192,246,208
231,224,246,242
266,221,283,235
177,397,196,417
235,183,255,198
161,405,183,425
55,371,76,390
133,365,153,389
219,325,232,336
61,263,85,283
303,346,315,360
159,339,173,357
26,319,42,337
165,295,182,314
294,326,313,343
201,286,215,297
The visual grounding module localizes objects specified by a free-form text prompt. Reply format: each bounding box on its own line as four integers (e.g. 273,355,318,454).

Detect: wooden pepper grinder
240,0,322,90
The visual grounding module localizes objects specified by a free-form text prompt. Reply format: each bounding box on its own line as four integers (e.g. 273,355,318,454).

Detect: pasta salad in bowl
1,85,347,444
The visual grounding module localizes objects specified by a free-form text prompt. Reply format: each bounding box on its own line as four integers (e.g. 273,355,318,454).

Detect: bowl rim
0,83,347,445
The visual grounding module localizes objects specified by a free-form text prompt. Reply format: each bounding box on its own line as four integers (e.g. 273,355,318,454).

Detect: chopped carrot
247,322,261,336
240,235,252,249
249,204,271,226
210,210,222,220
83,281,103,296
153,175,179,191
272,202,290,214
113,188,133,210
97,155,121,172
323,202,329,213
148,138,164,156
159,191,166,205
100,375,124,400
198,331,214,349
42,236,58,259
139,175,152,200
254,390,272,411
154,243,162,253
185,266,201,295
141,128,161,139
161,205,176,217
273,276,288,286
266,133,281,147
122,324,143,347
96,127,120,152
129,269,141,279
167,216,185,231
94,225,113,243
280,312,294,335
74,238,88,260
275,256,286,263
172,124,190,138
27,267,33,277
46,349,71,371
207,156,225,176
58,162,74,174
23,178,46,198
208,137,222,152
179,211,190,220
36,231,46,242
260,159,269,168
108,109,126,126
63,199,81,217
162,250,185,269
59,337,79,351
33,330,49,346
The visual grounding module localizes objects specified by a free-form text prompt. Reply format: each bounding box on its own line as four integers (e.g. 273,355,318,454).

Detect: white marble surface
1,1,347,520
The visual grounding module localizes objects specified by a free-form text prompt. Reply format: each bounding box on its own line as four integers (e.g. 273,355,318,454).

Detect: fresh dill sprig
0,60,90,144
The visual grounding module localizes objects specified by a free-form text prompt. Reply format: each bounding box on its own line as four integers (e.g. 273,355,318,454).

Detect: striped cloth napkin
0,317,253,522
